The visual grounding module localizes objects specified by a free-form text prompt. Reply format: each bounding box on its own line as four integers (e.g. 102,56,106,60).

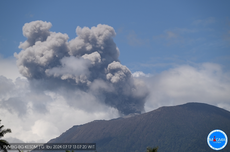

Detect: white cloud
127,31,148,46
0,21,149,143
1,84,119,142
132,71,151,78
32,119,60,141
142,63,230,112
1,20,229,144
152,28,198,46
1,59,230,143
193,17,216,26
0,55,24,81
0,58,120,142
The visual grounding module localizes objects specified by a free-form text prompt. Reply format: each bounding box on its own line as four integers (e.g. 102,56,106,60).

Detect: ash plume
15,20,149,115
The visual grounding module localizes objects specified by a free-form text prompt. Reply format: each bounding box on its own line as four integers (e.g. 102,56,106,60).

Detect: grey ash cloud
15,20,149,115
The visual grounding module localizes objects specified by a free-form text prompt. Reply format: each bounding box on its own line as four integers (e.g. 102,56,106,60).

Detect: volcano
45,102,230,152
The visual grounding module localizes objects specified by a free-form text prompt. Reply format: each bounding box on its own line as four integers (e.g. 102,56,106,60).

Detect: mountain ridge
47,102,230,152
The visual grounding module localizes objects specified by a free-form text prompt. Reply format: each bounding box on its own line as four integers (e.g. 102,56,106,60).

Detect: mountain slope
48,102,230,152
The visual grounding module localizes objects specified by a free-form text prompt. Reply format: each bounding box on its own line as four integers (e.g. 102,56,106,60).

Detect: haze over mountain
45,102,230,152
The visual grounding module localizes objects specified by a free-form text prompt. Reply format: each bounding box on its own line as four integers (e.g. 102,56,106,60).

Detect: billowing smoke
15,20,149,115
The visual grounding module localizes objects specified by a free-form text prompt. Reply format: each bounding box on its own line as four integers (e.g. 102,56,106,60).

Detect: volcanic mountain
46,102,230,152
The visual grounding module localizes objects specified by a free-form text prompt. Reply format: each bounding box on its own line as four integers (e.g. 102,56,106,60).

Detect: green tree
0,120,12,152
65,150,74,152
146,146,158,152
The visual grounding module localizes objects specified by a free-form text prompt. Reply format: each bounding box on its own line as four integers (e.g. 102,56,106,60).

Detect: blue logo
207,129,228,150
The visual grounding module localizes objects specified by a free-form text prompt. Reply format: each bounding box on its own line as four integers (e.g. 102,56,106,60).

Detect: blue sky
0,0,230,143
1,0,229,74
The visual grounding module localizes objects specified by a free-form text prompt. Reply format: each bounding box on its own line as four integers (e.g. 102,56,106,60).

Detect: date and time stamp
4,143,96,150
